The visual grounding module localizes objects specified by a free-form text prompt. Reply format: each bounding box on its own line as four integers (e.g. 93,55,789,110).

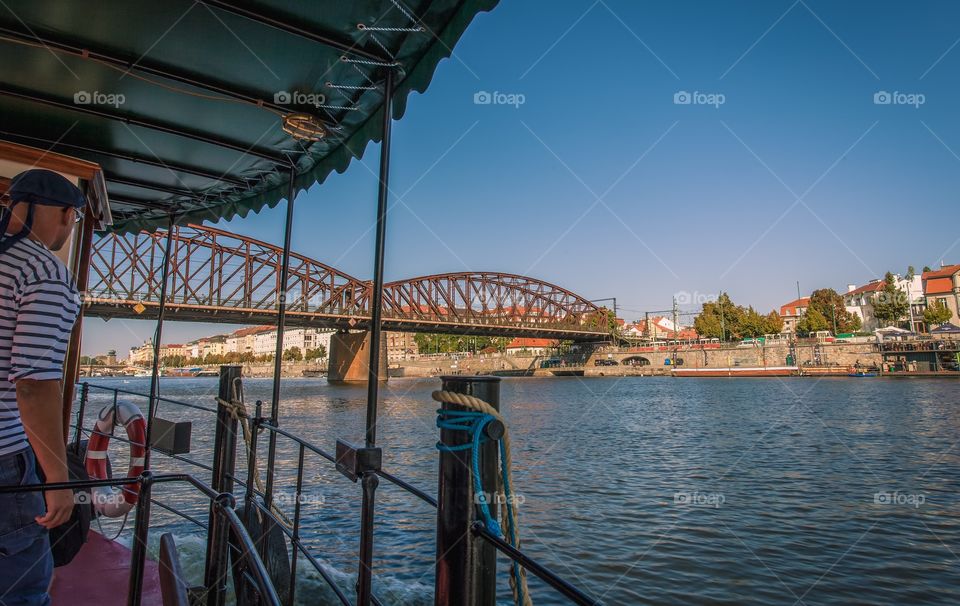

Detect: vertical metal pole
357,67,394,606
205,494,234,606
205,366,241,606
144,215,175,469
244,399,263,523
72,382,89,454
62,210,95,442
127,471,154,606
365,68,394,445
287,443,305,606
210,366,241,493
265,169,297,507
435,376,500,606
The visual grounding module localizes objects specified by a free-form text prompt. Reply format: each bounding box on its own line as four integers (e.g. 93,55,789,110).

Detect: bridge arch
88,224,369,315
380,272,602,329
621,355,651,367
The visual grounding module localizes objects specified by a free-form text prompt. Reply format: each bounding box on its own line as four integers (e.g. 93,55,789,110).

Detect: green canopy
0,0,497,233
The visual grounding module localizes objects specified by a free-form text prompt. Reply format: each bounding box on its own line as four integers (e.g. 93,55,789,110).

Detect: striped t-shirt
0,237,81,456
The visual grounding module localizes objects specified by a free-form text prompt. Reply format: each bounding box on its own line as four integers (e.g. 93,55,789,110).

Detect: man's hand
17,379,71,529
37,488,74,529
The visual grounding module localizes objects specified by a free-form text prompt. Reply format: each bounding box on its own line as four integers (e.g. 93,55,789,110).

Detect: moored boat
672,366,800,377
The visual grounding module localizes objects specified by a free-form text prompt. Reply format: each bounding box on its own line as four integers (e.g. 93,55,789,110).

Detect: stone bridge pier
327,330,388,384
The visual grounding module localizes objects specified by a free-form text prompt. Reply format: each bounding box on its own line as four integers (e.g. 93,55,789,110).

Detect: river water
81,375,959,605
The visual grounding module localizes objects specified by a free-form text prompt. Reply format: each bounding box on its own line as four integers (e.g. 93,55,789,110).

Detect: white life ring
84,402,147,518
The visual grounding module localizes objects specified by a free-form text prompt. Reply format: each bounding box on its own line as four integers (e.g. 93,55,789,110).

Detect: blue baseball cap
7,169,85,208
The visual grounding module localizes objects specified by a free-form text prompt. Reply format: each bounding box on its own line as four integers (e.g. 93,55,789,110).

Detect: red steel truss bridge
84,224,611,340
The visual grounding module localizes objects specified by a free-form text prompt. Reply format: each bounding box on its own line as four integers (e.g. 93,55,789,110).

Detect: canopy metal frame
0,85,291,165
0,24,339,129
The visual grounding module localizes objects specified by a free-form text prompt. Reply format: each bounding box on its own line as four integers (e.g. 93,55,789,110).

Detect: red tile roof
922,264,960,279
922,264,960,295
780,297,810,317
229,326,275,338
845,280,884,296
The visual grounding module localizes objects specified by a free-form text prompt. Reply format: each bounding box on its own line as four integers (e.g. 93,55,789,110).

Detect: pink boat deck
51,530,162,606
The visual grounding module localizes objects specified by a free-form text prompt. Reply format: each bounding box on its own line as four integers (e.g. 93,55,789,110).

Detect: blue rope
436,408,527,605
436,409,502,536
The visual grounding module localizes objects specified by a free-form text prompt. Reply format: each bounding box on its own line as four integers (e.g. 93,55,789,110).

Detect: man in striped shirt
1,169,84,605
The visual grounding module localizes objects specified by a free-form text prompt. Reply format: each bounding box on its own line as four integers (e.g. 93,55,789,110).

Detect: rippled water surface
83,376,960,605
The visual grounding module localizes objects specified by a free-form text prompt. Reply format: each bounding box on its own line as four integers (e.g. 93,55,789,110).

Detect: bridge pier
327,330,387,384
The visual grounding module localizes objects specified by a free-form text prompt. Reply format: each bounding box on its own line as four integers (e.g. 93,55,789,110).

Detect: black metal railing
52,374,604,605
0,472,280,606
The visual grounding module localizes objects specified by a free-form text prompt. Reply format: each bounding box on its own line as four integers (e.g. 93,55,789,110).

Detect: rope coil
433,390,532,606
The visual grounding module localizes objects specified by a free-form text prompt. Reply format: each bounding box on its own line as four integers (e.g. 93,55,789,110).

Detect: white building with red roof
844,273,924,332
779,297,810,334
922,263,960,327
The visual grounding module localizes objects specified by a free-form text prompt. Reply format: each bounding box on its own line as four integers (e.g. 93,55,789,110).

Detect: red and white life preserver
84,402,147,518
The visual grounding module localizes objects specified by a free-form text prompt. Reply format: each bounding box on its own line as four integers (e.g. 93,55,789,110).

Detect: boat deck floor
51,530,162,605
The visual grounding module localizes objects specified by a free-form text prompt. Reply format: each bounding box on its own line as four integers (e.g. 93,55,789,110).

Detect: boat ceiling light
282,113,327,142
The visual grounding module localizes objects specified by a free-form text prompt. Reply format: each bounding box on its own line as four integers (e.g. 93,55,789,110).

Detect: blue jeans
0,447,51,606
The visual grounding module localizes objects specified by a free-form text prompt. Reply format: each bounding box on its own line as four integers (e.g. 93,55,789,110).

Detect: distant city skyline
84,1,960,354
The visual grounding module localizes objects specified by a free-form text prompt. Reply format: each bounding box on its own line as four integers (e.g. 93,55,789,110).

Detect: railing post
72,381,89,453
205,365,241,606
244,399,263,527
128,471,154,606
435,376,500,606
205,493,236,606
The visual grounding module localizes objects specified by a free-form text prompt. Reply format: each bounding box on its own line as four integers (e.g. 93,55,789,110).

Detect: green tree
581,307,620,339
304,344,327,361
694,292,744,340
808,288,860,334
764,311,784,334
923,266,932,273
738,307,768,338
693,311,723,340
796,307,829,336
872,272,910,328
413,334,507,354
161,355,187,367
923,301,953,327
282,346,303,361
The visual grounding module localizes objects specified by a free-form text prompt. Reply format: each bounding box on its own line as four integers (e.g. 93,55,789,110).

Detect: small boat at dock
672,366,799,377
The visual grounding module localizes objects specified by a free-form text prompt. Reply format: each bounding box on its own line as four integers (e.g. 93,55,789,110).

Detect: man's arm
17,379,73,529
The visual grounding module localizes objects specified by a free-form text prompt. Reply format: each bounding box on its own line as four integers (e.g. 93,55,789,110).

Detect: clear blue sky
83,0,960,355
